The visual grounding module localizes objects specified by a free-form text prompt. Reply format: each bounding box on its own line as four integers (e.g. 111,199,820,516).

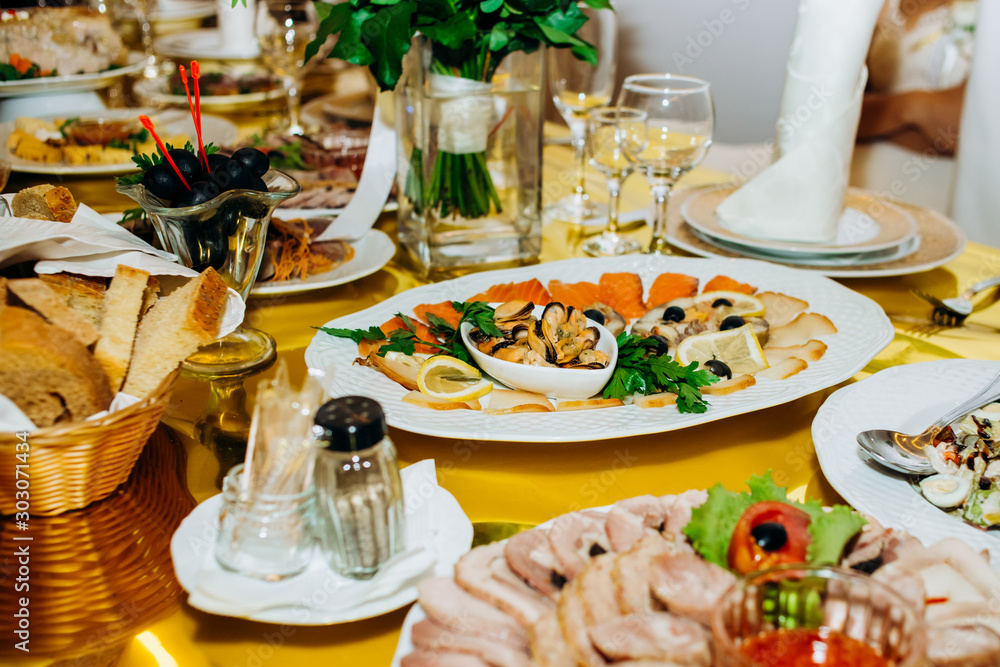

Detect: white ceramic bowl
460,305,618,399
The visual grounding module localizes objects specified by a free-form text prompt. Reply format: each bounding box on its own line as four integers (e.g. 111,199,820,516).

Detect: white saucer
155,29,260,61
681,185,919,259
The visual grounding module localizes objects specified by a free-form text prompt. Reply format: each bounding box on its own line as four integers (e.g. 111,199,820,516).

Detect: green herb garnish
603,332,718,414
682,472,868,570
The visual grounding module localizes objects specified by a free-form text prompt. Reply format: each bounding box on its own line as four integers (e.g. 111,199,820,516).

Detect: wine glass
256,0,323,137
122,0,159,79
545,2,617,224
582,107,645,256
617,74,714,254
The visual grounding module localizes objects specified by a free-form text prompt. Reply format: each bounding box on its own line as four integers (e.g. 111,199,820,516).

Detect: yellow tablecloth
6,131,1000,667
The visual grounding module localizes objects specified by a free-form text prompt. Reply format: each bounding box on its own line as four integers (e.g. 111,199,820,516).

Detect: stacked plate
678,185,921,268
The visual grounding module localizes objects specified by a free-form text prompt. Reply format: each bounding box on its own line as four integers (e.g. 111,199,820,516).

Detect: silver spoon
856,369,1000,476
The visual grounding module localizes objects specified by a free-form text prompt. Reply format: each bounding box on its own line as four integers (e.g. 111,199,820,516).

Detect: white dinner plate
151,0,216,22
1,108,238,176
249,228,396,298
0,52,147,98
681,185,919,259
155,28,260,60
133,75,284,112
304,255,894,443
813,359,1000,570
170,464,473,625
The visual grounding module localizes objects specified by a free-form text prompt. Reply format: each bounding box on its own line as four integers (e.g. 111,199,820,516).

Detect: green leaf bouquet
306,0,612,220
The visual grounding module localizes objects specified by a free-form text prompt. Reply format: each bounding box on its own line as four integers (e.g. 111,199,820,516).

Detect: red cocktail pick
139,115,191,190
190,61,210,173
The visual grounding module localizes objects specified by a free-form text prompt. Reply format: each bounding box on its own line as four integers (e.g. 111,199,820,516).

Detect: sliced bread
37,272,106,328
0,308,113,427
7,278,100,346
93,265,152,393
122,268,228,398
11,184,78,222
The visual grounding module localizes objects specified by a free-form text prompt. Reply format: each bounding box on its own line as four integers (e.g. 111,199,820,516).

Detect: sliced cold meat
402,650,494,667
927,622,1000,667
588,612,712,666
454,543,553,627
649,552,736,626
410,619,533,667
490,553,555,608
548,511,612,580
575,553,622,627
506,528,565,598
530,609,579,667
417,577,528,648
612,535,676,615
557,574,609,667
659,490,707,551
605,495,669,552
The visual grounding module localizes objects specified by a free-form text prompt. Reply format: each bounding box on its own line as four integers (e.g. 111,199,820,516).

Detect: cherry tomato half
728,501,812,574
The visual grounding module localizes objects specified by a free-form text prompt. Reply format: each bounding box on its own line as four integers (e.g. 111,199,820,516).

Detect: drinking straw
139,115,191,190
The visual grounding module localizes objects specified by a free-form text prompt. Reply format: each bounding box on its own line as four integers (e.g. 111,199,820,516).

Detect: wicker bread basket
0,371,178,516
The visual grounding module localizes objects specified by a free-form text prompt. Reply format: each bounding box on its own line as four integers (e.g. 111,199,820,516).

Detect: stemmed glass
617,74,714,254
582,107,645,256
256,0,323,137
545,2,617,224
122,0,159,79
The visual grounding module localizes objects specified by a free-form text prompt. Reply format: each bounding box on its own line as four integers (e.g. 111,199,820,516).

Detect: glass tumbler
215,464,316,581
712,564,926,666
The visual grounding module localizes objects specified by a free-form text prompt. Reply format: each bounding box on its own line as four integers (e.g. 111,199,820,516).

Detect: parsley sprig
116,141,220,185
317,301,501,364
603,333,719,414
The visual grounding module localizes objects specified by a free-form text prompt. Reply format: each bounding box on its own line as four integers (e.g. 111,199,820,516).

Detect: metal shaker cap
313,396,387,452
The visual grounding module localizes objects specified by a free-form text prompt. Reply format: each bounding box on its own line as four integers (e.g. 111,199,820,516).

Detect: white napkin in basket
715,0,882,243
187,459,440,620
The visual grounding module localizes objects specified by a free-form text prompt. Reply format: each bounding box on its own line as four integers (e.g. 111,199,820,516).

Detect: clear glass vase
395,36,544,277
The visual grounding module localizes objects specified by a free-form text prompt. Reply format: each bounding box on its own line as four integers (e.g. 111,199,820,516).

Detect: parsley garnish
603,332,719,413
317,301,500,365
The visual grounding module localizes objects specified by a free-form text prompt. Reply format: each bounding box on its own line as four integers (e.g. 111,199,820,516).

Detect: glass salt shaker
312,396,405,580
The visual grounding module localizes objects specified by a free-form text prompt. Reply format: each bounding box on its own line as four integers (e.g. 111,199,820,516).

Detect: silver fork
913,275,1000,325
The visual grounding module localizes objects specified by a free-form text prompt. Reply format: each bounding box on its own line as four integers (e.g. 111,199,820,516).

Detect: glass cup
617,74,714,254
215,463,316,581
545,1,617,224
712,565,927,666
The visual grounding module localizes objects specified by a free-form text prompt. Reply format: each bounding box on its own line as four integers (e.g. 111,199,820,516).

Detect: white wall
615,0,801,144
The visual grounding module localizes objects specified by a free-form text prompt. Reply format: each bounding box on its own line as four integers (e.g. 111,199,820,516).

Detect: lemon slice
698,291,766,318
675,324,770,374
416,356,493,402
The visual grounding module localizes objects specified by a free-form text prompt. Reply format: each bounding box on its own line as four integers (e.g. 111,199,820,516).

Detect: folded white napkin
716,0,882,243
315,91,397,242
187,459,439,620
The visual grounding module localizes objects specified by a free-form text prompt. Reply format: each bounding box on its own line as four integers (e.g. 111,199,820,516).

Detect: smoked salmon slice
414,301,462,329
358,315,441,357
646,272,699,308
703,275,757,295
468,279,551,305
598,272,646,320
547,280,600,311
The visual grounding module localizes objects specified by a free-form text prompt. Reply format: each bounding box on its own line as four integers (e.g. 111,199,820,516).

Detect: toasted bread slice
755,357,809,381
11,184,78,222
701,374,756,395
633,392,679,409
764,340,828,366
0,277,7,316
93,265,153,393
766,313,838,348
121,268,228,398
401,390,482,411
141,275,160,315
556,398,624,411
37,272,106,328
7,278,99,346
484,389,555,415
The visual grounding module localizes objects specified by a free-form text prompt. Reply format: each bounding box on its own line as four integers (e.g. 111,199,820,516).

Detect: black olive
980,477,992,491
232,146,271,177
167,148,203,183
588,543,607,557
751,522,787,552
247,174,268,193
720,315,746,331
550,571,567,590
583,308,605,325
648,334,671,356
662,305,685,322
140,162,183,201
211,159,255,192
173,180,219,208
206,152,230,174
712,298,733,308
850,556,883,574
705,359,732,379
